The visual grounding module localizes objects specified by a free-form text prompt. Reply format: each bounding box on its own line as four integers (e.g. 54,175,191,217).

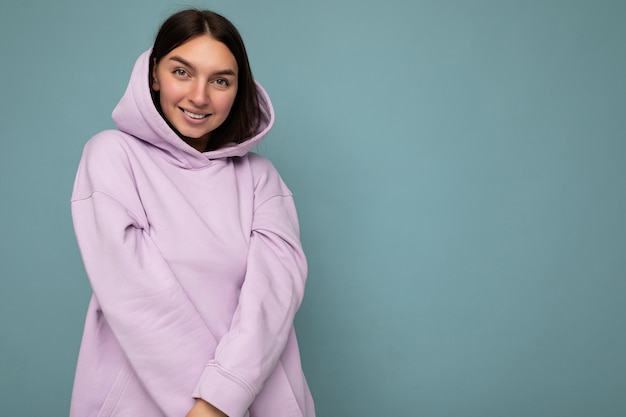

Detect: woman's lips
181,108,210,120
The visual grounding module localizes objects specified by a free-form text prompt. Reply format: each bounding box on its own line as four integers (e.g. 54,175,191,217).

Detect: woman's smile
182,108,211,120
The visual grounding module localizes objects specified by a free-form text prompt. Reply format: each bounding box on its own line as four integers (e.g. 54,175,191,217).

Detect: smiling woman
149,9,260,152
68,8,315,417
151,35,239,151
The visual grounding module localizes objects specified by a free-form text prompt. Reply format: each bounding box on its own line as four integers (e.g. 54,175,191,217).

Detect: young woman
69,9,315,417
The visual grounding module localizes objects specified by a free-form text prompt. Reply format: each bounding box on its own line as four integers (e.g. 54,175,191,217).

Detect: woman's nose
188,80,209,106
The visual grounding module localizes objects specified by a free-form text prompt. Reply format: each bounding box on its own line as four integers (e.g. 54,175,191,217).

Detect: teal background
1,0,625,416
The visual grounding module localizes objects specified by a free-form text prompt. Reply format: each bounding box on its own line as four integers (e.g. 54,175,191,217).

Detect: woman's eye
215,79,229,87
173,68,188,77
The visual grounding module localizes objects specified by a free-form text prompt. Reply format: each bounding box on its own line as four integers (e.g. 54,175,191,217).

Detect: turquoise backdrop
1,1,625,416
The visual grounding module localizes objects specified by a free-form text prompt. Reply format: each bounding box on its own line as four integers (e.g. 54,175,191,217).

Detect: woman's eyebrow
169,56,237,77
169,55,195,70
213,69,237,77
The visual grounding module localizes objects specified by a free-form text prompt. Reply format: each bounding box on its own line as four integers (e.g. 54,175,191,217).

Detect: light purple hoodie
69,49,315,417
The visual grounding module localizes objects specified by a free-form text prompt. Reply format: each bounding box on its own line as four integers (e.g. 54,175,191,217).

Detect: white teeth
183,109,207,119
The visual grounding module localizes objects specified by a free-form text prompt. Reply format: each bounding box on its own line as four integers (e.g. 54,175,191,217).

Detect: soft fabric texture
69,49,315,417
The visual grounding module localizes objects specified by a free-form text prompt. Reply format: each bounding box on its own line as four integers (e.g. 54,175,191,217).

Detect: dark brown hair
150,9,260,151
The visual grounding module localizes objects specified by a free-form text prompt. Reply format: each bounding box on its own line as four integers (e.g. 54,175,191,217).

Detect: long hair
150,9,260,151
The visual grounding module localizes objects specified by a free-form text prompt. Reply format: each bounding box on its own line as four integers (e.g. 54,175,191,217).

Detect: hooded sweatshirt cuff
192,361,254,417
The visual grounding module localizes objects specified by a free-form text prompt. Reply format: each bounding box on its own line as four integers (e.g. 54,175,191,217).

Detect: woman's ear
152,59,160,91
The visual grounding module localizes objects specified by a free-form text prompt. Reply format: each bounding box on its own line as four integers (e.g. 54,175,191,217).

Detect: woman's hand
185,399,228,417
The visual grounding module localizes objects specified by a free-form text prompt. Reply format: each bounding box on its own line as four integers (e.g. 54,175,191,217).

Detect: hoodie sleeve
71,132,217,417
192,154,308,417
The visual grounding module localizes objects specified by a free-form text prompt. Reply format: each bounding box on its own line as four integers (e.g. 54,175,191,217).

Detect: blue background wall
1,1,624,416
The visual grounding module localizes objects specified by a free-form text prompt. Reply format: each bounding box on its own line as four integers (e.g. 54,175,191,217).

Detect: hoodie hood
112,49,274,168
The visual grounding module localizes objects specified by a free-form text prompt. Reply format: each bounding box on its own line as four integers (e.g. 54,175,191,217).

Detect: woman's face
152,35,238,151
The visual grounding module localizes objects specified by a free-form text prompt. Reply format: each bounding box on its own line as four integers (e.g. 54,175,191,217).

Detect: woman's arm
72,133,218,417
186,399,228,417
192,156,308,417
